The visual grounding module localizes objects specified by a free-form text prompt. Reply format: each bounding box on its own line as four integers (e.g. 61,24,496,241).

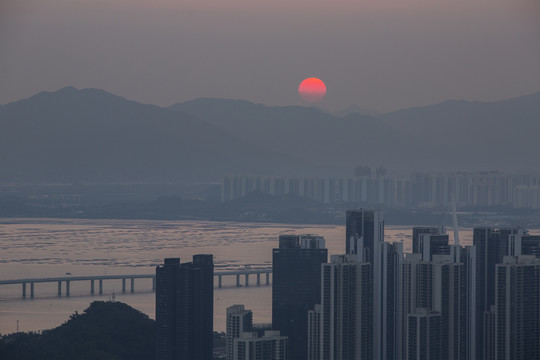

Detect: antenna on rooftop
452,196,460,246
451,194,462,263
452,195,460,248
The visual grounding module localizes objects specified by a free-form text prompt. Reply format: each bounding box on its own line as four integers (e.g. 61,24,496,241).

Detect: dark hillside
0,301,155,360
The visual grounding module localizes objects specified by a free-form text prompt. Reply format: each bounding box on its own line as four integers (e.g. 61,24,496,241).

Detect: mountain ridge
0,87,312,182
1,86,539,183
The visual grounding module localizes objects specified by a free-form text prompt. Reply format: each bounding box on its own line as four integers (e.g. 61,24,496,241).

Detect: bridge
0,268,272,298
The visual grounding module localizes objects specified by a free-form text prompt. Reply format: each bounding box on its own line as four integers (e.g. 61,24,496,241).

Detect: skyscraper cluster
270,209,540,360
153,210,540,360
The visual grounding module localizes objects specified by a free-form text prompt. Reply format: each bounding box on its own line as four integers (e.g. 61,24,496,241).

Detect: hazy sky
1,0,539,112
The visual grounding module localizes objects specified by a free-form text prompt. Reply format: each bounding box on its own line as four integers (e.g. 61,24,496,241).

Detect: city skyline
2,211,540,359
2,0,539,358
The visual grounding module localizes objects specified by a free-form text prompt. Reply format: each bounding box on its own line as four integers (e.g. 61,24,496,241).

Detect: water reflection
0,218,483,334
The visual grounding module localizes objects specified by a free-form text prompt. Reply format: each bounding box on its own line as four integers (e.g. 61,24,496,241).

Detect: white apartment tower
318,254,373,360
227,305,253,360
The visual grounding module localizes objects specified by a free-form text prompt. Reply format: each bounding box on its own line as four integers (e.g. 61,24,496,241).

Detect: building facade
407,309,441,360
227,305,254,360
234,331,288,360
345,209,384,263
495,256,540,360
318,254,373,360
272,234,327,360
473,228,521,360
155,255,214,360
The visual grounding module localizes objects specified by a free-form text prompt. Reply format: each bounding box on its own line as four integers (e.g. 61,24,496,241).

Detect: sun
298,77,327,103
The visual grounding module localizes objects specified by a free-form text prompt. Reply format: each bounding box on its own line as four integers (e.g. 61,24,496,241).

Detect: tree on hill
0,301,155,360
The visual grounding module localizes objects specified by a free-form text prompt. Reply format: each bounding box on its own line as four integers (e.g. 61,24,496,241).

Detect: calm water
0,218,481,334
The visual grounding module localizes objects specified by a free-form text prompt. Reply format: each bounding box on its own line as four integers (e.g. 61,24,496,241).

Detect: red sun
298,77,327,103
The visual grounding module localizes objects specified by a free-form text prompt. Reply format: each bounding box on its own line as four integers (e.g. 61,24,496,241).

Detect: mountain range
1,87,539,183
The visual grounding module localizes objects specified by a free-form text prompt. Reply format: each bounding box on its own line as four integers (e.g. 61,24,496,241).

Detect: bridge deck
0,267,272,286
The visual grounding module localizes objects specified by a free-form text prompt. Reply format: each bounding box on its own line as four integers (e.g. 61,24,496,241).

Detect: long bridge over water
0,268,272,298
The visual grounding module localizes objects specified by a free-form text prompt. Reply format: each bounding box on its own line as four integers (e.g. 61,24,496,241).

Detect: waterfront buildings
149,209,540,360
155,255,214,360
266,210,540,360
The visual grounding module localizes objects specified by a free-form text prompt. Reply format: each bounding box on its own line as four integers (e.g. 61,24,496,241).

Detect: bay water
0,218,481,334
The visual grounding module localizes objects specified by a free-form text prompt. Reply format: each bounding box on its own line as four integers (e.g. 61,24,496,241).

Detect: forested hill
0,301,155,360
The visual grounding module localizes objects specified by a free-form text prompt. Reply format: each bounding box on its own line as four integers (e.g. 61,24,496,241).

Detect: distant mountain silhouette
317,104,380,117
0,87,309,182
380,91,540,170
169,98,413,173
2,87,539,184
172,92,540,173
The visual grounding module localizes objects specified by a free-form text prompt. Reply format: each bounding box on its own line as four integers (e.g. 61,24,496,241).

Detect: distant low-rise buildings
221,169,540,209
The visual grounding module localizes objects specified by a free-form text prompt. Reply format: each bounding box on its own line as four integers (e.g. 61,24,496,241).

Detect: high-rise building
432,255,466,360
465,245,477,360
234,331,288,360
307,305,321,360
473,228,521,360
412,226,445,254
399,252,466,360
345,209,384,262
347,209,399,360
407,309,441,360
418,233,451,262
374,240,402,360
272,234,327,360
155,255,214,360
484,306,496,360
508,233,540,258
399,253,433,358
318,254,373,360
495,256,540,360
227,305,254,360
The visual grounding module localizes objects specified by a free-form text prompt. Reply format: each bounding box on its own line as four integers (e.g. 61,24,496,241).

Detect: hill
0,301,155,360
0,87,308,183
2,87,539,184
379,91,540,170
172,92,540,172
169,98,413,173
